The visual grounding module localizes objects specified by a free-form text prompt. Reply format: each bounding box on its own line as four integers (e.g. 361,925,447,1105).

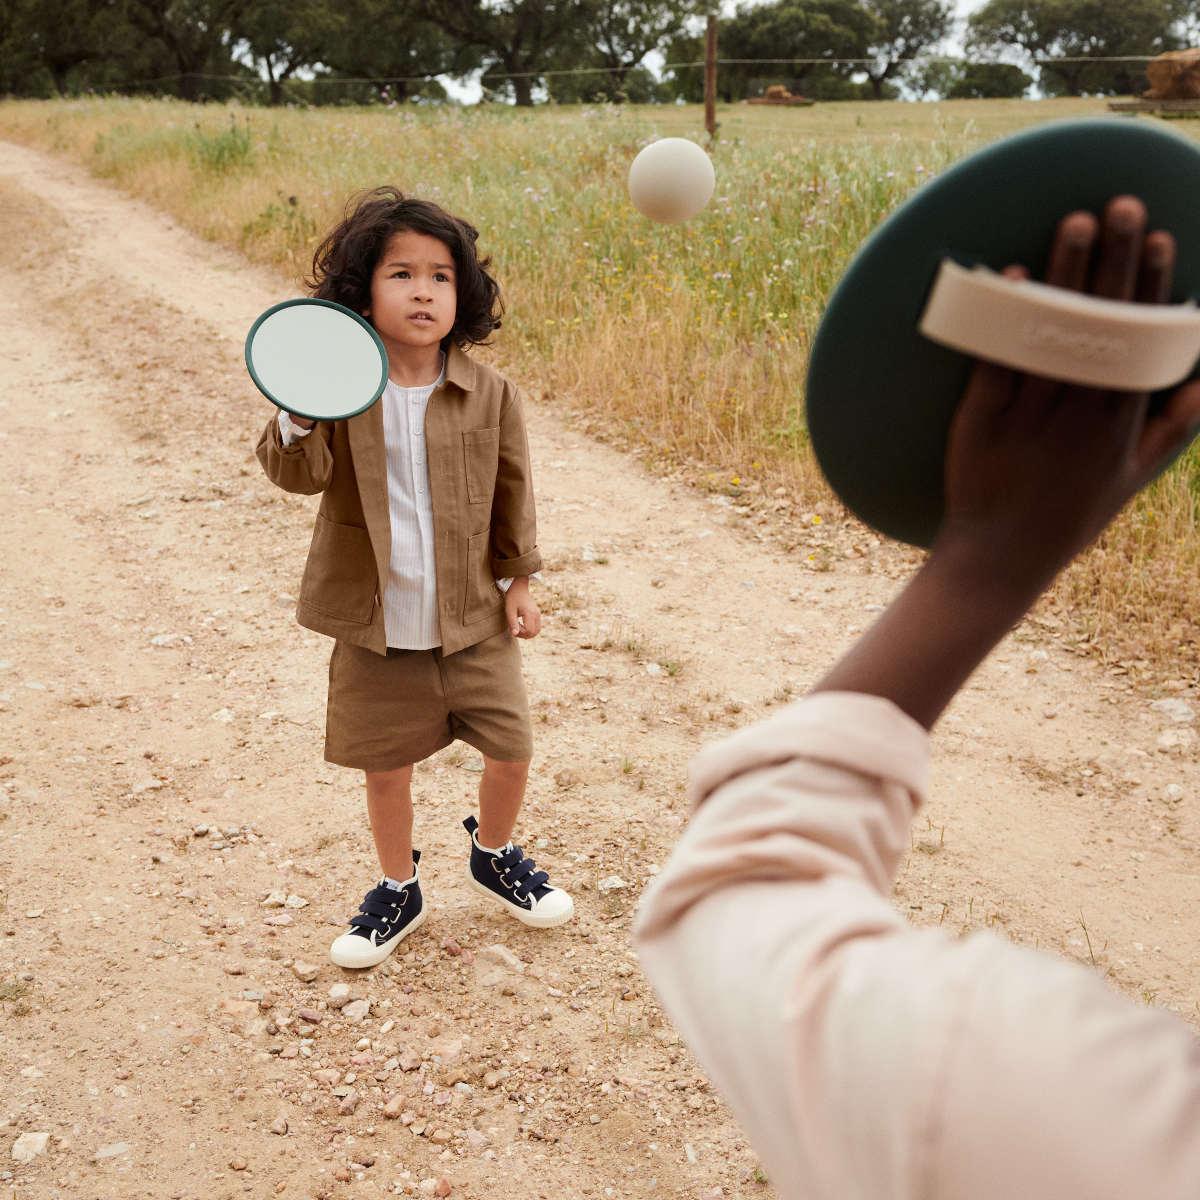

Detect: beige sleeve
489,385,542,579
633,692,1200,1200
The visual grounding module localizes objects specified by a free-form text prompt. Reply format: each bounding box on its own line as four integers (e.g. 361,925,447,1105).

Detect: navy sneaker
329,851,427,968
463,816,574,928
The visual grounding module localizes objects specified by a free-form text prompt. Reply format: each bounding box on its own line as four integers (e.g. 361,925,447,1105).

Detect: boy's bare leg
477,757,530,848
364,765,416,880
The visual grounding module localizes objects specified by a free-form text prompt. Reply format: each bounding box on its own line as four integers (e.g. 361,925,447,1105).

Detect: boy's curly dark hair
307,187,503,349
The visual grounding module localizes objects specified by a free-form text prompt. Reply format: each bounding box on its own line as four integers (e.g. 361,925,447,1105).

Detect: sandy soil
0,138,1197,1200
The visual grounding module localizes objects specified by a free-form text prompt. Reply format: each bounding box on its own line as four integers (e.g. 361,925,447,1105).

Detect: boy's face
366,229,457,356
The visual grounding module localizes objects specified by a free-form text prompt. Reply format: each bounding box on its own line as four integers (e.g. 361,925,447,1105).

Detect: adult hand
814,195,1200,729
935,195,1200,601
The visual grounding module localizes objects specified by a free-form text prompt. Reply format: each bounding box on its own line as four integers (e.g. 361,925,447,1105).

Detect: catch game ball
628,137,715,223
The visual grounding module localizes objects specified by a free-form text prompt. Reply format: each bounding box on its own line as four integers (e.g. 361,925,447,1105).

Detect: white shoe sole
329,905,428,969
466,872,574,929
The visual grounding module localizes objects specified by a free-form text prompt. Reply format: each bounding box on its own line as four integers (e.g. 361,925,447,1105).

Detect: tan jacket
255,344,542,656
634,692,1200,1200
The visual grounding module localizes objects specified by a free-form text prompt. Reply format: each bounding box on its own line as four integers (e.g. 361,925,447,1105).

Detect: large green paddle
806,118,1200,548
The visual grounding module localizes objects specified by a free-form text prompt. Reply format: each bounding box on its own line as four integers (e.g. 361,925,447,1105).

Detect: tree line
0,0,1194,104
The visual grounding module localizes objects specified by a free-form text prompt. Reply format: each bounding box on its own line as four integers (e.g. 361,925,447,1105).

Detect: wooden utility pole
704,14,718,139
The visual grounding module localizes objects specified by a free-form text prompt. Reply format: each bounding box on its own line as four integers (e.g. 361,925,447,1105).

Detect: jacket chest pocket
462,426,500,506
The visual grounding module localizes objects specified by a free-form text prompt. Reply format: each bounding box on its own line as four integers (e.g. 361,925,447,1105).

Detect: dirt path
0,139,1196,1200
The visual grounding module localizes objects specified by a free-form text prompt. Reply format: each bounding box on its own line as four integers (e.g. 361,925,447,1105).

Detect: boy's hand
936,195,1200,600
281,407,315,430
505,577,542,639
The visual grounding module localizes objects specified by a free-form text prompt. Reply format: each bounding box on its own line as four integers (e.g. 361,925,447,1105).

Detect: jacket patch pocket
299,513,377,625
463,528,503,625
462,426,500,506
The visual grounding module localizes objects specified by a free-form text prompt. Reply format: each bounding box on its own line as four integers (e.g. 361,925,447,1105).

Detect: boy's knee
482,756,530,778
365,764,414,787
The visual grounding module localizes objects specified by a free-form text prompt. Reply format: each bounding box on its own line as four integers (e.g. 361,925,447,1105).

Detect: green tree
0,0,60,94
0,0,138,95
316,0,479,103
969,0,1181,96
545,58,668,100
416,0,592,104
717,0,878,101
660,27,704,101
128,0,247,100
950,60,1032,96
1175,0,1200,43
573,0,699,100
861,0,953,98
233,0,345,105
914,56,1032,96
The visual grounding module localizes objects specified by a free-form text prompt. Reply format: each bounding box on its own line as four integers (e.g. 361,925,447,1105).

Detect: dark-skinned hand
936,195,1200,600
814,195,1200,730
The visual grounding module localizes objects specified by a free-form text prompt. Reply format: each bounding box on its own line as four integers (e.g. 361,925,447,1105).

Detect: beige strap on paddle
918,259,1200,391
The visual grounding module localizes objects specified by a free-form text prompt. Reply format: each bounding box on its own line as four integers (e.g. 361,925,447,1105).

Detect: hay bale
1145,48,1200,100
745,83,814,105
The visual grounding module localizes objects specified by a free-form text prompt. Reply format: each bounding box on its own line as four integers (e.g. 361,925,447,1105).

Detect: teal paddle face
245,298,389,422
805,118,1200,548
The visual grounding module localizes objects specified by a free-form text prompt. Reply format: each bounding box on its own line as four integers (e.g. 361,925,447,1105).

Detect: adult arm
813,200,1200,729
634,197,1200,1199
634,691,1200,1199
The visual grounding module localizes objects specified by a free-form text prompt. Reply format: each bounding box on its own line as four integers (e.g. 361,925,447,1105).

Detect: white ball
627,137,715,224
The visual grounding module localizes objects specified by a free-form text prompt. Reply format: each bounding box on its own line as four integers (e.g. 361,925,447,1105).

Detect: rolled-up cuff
491,548,543,579
495,571,544,593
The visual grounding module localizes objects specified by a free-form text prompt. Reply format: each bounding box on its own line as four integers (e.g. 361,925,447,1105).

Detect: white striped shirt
378,369,443,648
277,365,524,651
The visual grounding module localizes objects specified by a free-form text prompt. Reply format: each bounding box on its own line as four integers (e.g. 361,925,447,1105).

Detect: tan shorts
324,632,533,773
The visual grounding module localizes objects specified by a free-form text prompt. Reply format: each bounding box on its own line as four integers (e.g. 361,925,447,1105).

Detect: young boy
256,189,573,969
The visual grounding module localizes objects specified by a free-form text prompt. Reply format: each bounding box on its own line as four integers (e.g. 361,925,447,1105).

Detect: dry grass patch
1,96,1196,673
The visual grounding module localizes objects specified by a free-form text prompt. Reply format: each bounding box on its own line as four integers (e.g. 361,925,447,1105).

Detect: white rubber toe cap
527,887,574,927
329,907,426,969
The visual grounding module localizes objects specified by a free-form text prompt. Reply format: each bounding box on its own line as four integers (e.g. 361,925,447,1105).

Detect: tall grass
1,96,1195,675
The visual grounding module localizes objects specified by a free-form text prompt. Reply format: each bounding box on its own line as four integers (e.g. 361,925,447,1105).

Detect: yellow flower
811,515,822,525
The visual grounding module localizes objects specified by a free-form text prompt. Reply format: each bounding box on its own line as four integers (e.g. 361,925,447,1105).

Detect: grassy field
1,95,1196,676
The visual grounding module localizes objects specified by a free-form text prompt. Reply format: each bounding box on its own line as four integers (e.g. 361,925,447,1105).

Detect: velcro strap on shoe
348,889,405,933
503,858,538,889
497,844,525,868
517,869,550,898
349,912,390,934
361,889,406,915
